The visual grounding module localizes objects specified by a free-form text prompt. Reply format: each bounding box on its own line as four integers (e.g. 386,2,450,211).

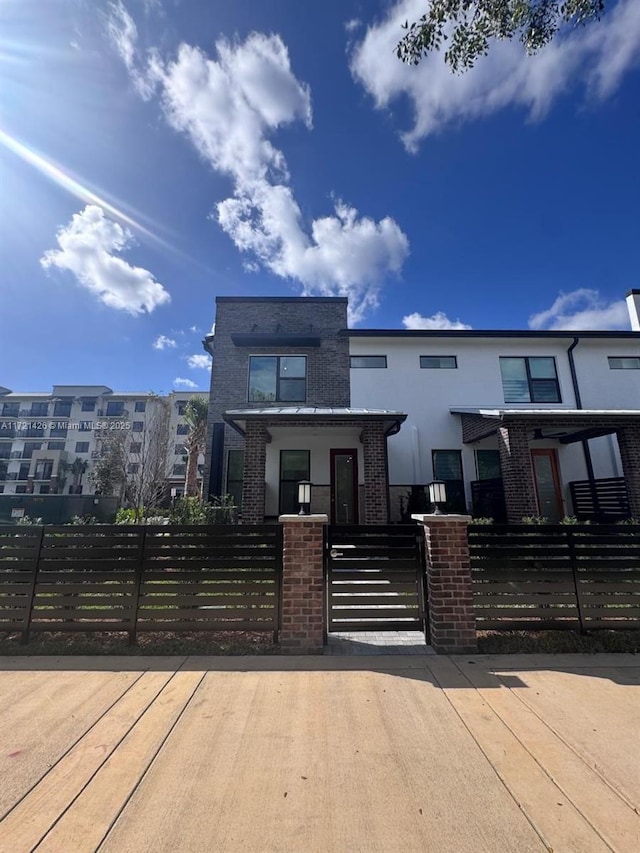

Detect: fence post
566,530,586,633
273,523,284,644
278,514,327,654
413,514,477,654
129,526,146,646
22,526,45,645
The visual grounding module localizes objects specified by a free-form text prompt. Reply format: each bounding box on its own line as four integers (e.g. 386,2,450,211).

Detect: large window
279,450,310,514
33,460,53,481
105,401,125,416
608,356,640,370
248,356,306,403
30,402,49,416
53,400,72,417
475,449,501,480
499,357,561,403
432,450,466,513
226,449,244,510
420,356,457,369
1,402,19,417
350,355,387,368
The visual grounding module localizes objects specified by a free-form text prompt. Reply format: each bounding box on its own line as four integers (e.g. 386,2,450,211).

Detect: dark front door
330,449,358,524
531,449,563,521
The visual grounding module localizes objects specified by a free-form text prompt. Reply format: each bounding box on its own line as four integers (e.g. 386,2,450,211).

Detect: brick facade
204,298,350,500
241,422,267,524
414,514,477,654
616,425,640,518
361,422,389,524
278,515,326,654
497,424,539,522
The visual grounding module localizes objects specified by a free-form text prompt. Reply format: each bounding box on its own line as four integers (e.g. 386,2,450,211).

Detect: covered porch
453,408,640,523
223,407,407,524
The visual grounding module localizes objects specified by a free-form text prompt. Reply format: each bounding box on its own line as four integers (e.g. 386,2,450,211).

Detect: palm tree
70,458,89,494
183,397,208,498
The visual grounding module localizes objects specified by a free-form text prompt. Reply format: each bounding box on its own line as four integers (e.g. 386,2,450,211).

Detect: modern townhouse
202,291,640,524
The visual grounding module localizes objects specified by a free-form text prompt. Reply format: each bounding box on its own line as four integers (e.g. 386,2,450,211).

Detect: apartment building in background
0,386,208,499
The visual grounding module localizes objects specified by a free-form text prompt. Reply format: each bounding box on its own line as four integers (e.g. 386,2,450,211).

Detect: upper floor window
31,402,49,416
350,355,387,368
248,356,306,403
177,401,188,415
1,402,19,417
134,401,146,412
132,421,144,432
608,356,640,370
53,400,72,417
176,423,189,435
105,401,124,416
499,357,561,403
81,398,96,412
420,356,457,369
75,442,89,453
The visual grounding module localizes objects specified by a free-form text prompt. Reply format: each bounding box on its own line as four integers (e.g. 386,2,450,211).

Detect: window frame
608,356,640,370
279,449,310,515
499,356,561,404
420,355,458,369
475,449,502,481
75,441,90,454
132,421,144,433
53,400,72,417
105,401,125,416
349,355,388,369
432,449,466,513
134,401,146,413
247,355,307,404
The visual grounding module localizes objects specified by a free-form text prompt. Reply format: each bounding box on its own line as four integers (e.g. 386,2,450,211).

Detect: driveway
0,654,638,853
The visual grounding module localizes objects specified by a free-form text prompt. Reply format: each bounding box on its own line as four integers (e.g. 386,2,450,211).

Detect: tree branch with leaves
396,1,607,72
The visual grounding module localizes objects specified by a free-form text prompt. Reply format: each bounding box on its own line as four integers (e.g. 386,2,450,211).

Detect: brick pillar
413,514,477,654
361,422,389,524
26,477,35,494
278,515,326,654
498,423,538,522
241,422,267,523
617,425,640,519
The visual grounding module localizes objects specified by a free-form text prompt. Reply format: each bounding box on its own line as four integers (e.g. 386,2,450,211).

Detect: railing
470,478,507,521
569,477,629,521
0,524,283,643
469,523,640,631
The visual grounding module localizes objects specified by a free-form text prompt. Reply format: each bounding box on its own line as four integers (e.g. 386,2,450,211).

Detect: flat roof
223,406,407,437
451,407,640,418
344,329,639,339
216,296,348,304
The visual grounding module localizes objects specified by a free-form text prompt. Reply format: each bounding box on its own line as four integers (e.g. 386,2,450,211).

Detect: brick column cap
279,514,328,523
412,513,471,523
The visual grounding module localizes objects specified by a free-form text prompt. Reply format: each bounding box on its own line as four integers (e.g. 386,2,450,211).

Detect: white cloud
350,0,640,151
187,354,212,369
402,311,472,330
528,289,630,331
173,377,198,389
189,325,200,333
153,334,177,349
107,9,409,323
344,19,361,34
41,205,170,314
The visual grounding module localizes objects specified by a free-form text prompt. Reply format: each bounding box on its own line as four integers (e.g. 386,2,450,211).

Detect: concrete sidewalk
0,654,638,852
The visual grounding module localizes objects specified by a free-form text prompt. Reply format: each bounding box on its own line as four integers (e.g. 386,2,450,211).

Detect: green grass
477,629,640,654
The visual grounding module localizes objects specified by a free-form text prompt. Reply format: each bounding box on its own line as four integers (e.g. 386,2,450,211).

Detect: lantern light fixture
297,480,312,516
428,480,447,514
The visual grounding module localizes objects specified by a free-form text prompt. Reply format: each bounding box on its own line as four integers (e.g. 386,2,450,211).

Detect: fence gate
325,525,426,633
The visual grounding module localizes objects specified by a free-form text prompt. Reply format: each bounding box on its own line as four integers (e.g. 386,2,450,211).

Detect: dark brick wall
204,298,350,499
498,424,539,522
616,425,640,518
241,422,267,524
361,422,389,524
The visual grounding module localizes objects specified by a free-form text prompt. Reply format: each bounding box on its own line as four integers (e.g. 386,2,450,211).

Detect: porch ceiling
223,407,407,438
451,408,640,444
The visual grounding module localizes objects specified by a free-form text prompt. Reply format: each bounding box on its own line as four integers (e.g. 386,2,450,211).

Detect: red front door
531,449,564,521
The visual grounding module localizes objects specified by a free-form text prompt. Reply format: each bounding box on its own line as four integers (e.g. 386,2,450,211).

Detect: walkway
1,654,638,852
325,629,433,655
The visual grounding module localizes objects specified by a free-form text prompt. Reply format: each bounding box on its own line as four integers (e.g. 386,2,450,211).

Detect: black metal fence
469,523,640,631
569,477,630,522
0,524,282,642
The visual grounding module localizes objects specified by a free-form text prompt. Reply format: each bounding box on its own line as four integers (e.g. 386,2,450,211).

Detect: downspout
567,337,596,484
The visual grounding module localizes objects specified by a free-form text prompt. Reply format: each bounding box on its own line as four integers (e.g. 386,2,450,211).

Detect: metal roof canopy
223,406,407,439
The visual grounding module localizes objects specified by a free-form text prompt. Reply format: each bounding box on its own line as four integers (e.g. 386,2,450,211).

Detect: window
53,400,72,417
132,421,143,432
432,450,466,513
105,401,124,416
173,463,186,476
31,402,48,416
130,442,142,454
127,462,140,474
279,450,310,514
177,401,188,415
39,485,50,494
1,402,19,417
75,442,89,453
248,356,306,403
226,449,244,510
34,460,52,480
176,423,189,435
608,356,640,370
0,447,10,459
50,424,68,438
476,449,501,480
15,485,27,494
81,398,96,412
48,441,65,451
350,355,387,368
420,356,457,369
499,357,561,403
17,463,30,481
23,443,42,460
134,401,146,412
175,443,186,456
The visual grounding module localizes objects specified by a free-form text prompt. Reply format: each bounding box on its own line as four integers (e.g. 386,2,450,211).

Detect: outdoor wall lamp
428,480,447,514
297,480,312,516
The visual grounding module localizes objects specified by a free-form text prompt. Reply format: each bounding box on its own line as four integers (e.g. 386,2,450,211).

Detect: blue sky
1,0,639,393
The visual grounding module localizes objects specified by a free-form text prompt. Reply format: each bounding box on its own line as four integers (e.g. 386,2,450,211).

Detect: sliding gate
325,525,427,633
